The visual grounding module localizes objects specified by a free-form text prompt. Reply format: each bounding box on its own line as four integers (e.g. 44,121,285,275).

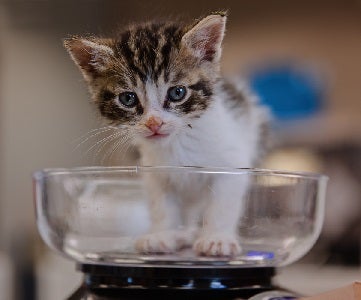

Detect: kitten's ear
181,12,227,63
63,37,114,81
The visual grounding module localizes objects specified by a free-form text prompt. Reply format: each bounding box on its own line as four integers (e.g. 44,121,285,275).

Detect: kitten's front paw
134,231,179,254
193,233,241,257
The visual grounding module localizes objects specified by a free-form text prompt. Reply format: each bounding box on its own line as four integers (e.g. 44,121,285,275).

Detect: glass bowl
33,166,327,268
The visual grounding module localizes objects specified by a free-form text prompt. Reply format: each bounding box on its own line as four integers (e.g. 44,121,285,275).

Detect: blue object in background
249,64,324,121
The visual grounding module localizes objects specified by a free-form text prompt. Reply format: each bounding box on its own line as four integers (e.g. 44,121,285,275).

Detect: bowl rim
33,166,328,181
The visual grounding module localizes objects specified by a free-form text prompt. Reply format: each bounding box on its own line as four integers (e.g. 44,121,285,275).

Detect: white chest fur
139,97,263,169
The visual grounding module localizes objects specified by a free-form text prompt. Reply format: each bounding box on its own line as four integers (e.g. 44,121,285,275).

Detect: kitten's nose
145,116,163,133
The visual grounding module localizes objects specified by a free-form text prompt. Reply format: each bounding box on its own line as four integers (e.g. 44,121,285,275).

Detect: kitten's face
64,13,226,145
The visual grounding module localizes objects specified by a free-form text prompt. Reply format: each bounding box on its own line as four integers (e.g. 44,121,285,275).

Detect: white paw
135,232,177,254
193,233,241,257
135,230,192,254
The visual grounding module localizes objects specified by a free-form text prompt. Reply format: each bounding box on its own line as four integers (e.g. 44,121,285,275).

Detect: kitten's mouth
145,133,169,139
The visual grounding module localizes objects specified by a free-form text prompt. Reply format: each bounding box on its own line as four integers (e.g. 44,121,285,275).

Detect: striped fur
64,13,226,125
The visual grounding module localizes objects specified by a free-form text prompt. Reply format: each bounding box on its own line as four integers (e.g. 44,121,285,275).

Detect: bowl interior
34,166,327,268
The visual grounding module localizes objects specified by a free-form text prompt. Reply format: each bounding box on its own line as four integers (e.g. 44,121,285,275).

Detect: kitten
64,12,269,256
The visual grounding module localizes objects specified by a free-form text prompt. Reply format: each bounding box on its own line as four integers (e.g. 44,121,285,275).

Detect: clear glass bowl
33,166,327,268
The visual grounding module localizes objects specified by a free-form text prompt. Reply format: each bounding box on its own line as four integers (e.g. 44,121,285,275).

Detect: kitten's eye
167,86,187,102
118,92,138,108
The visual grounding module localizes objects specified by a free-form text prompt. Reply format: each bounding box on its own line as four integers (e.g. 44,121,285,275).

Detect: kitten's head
64,12,226,145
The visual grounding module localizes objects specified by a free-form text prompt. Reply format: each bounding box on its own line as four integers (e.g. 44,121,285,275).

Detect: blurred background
0,0,360,299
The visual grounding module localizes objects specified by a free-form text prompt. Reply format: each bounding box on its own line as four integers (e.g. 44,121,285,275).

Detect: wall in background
0,1,360,299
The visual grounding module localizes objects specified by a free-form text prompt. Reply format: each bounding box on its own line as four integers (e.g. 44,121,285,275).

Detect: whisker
72,126,116,143
85,131,124,157
100,142,121,165
72,126,118,151
92,137,123,165
111,135,132,159
120,136,134,162
102,134,132,165
94,130,124,159
100,133,129,164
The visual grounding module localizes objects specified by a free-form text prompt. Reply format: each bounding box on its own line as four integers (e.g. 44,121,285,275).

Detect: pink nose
145,116,163,133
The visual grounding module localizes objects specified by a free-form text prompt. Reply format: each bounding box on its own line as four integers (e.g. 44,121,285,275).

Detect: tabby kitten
64,12,269,256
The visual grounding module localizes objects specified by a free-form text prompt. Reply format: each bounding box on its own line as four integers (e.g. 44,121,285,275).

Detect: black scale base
67,264,283,300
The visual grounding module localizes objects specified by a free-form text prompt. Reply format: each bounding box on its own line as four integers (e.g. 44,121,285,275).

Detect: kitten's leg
174,197,206,249
135,229,190,253
194,175,248,256
134,187,184,253
135,190,204,253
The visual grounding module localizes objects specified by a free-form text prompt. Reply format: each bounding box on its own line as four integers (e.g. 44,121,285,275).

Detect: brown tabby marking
64,12,242,125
